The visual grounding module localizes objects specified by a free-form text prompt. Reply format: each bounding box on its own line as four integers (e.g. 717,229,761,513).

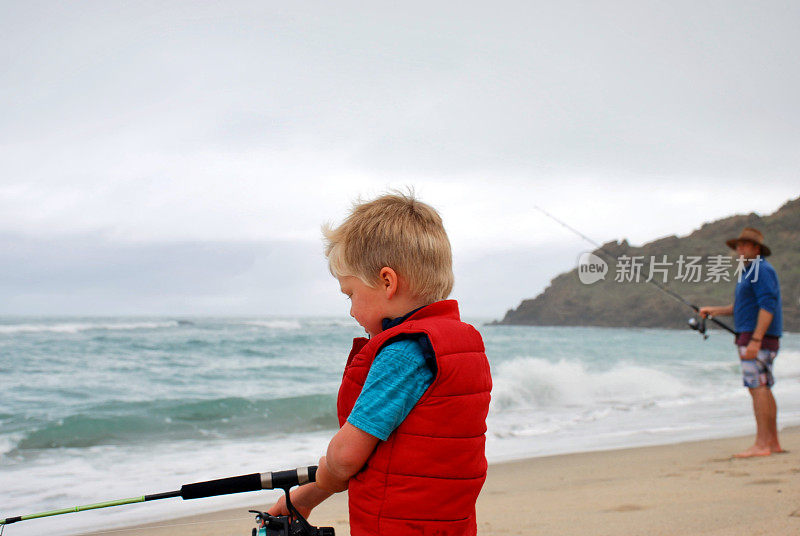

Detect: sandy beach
77,427,800,536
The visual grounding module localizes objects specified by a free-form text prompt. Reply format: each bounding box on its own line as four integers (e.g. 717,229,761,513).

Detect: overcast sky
1,1,798,318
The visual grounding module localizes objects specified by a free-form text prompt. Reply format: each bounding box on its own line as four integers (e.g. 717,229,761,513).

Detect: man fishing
699,227,784,458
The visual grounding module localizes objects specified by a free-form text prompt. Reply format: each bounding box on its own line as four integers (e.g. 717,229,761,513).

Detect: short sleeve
346,339,434,441
752,264,779,314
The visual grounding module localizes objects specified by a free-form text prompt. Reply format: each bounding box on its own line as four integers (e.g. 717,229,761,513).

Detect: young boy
268,192,492,535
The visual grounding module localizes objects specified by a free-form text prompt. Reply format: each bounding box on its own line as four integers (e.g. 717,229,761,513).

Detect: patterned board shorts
738,347,777,388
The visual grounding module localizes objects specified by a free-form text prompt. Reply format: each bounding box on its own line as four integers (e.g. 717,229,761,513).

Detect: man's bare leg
734,386,774,458
764,387,784,453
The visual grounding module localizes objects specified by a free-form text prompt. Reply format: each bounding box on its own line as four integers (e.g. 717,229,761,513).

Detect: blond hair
323,191,454,303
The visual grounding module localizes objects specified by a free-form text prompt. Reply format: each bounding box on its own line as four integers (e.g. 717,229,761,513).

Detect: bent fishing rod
533,205,736,337
1,466,333,536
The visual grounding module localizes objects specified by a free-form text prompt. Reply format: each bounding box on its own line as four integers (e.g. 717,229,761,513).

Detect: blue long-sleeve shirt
734,257,782,337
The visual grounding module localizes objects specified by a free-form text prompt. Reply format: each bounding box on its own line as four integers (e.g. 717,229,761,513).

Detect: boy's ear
379,267,398,298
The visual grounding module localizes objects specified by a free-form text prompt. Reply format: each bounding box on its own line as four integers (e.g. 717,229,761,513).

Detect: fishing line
533,205,736,335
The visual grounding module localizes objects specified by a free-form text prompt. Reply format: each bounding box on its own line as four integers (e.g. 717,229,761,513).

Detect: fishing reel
687,315,708,340
250,510,334,536
249,485,333,536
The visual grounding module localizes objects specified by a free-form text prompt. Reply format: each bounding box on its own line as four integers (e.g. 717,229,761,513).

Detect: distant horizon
1,194,796,319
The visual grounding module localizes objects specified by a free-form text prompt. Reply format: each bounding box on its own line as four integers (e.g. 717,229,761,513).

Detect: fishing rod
533,205,736,337
1,466,334,536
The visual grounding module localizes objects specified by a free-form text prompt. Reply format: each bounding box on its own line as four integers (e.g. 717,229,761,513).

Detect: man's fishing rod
533,205,736,337
1,466,333,535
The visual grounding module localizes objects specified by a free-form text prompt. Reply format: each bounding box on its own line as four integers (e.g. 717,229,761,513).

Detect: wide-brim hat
725,227,771,257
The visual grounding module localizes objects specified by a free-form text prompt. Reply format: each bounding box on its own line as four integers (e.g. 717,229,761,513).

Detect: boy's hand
266,493,302,518
266,484,330,519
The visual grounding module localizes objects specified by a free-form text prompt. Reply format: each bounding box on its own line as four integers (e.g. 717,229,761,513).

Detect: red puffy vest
336,300,492,536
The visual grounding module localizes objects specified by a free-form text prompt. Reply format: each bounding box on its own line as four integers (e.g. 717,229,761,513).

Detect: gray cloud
3,1,799,183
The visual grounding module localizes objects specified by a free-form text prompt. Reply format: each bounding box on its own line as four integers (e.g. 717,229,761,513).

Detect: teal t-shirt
346,339,434,441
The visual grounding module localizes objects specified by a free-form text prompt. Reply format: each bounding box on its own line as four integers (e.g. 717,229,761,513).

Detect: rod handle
180,466,318,500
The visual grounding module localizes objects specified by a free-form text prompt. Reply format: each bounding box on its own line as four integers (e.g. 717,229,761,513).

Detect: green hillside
495,197,800,332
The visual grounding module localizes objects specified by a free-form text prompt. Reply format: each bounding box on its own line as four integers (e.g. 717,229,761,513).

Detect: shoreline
77,426,800,536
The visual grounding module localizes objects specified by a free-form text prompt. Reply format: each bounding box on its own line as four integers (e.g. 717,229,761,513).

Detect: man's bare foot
770,446,787,454
733,445,771,458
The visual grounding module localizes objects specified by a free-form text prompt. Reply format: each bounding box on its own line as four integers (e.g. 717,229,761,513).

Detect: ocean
2,317,799,536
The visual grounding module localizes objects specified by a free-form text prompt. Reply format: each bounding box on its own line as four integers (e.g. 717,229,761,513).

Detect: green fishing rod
533,205,736,336
1,466,320,528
